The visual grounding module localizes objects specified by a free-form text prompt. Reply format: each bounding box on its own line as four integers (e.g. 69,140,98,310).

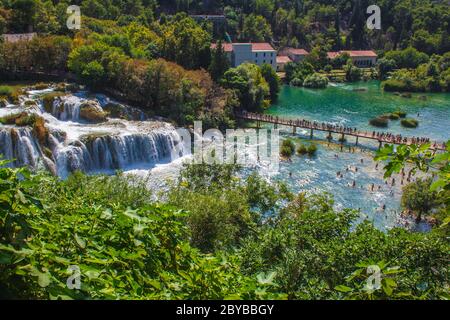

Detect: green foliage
280,139,295,157
377,58,397,80
335,262,414,300
158,13,211,70
286,61,315,86
344,61,363,82
402,178,439,222
221,63,270,112
297,143,317,156
168,163,290,253
241,191,449,299
209,40,230,81
0,166,283,300
384,47,429,69
369,117,389,128
261,63,280,101
241,14,272,42
303,73,329,89
382,55,450,93
375,142,449,227
0,85,13,97
400,118,419,128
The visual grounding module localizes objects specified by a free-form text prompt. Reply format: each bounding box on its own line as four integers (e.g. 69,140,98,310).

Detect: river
265,81,450,231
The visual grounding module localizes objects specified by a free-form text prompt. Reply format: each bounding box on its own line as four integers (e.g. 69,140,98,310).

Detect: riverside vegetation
0,141,449,300
1,0,449,300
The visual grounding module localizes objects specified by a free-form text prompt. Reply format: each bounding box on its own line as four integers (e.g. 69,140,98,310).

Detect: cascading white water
0,127,42,168
54,131,182,178
51,95,82,121
1,90,186,178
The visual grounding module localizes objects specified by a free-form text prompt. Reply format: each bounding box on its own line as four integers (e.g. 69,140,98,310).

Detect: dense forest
1,0,450,111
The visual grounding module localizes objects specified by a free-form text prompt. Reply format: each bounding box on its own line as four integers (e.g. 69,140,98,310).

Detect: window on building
263,52,266,57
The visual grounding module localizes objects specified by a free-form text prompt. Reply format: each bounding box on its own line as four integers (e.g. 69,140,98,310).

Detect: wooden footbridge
237,112,447,151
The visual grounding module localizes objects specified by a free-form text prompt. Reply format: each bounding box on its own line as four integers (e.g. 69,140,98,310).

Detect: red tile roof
210,42,275,52
343,50,377,57
328,50,377,59
327,52,340,59
251,43,275,51
276,56,292,64
210,43,233,52
287,48,309,55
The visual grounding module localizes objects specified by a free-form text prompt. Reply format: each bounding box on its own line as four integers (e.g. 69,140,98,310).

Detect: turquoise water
266,81,450,231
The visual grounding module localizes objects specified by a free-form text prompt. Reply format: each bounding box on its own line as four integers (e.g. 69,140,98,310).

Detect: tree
209,40,229,81
375,142,449,226
10,0,37,32
221,63,270,112
344,60,363,82
260,63,280,101
377,58,397,80
402,178,438,222
303,73,329,89
241,14,272,42
159,14,211,69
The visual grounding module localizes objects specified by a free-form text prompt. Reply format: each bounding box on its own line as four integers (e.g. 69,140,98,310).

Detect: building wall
253,51,277,70
232,44,253,67
351,57,377,67
277,62,286,72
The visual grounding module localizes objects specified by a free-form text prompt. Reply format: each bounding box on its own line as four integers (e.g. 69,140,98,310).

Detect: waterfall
0,127,42,168
51,96,82,121
54,131,183,178
1,91,187,178
1,126,185,177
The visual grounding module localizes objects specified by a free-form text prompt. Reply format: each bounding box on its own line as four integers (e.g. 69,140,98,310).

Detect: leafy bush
303,73,328,89
0,166,283,300
401,118,419,128
297,143,317,156
393,111,407,118
369,117,389,128
0,85,13,97
385,113,399,120
281,139,296,157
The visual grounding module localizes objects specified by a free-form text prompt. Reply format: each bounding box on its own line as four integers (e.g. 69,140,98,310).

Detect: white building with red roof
211,42,277,70
327,50,378,67
276,56,292,72
282,48,309,63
